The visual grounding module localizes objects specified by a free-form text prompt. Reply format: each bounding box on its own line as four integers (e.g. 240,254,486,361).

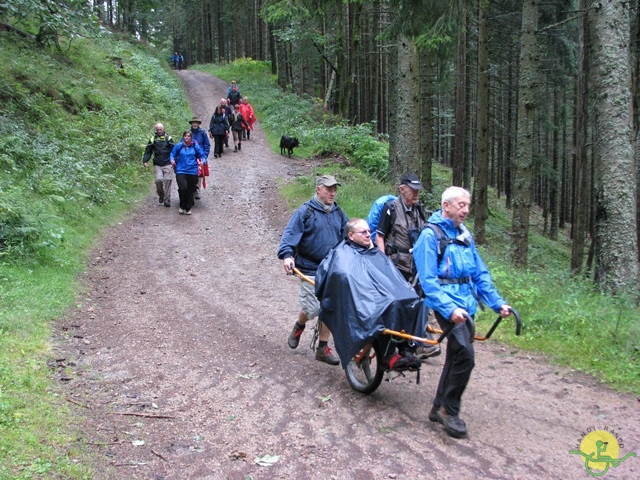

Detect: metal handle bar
473,308,522,341
292,267,314,285
291,268,521,342
292,269,454,345
427,309,521,342
382,321,455,346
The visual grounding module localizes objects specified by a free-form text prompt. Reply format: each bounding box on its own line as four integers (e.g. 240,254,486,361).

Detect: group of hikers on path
142,79,255,215
143,75,514,439
277,174,513,439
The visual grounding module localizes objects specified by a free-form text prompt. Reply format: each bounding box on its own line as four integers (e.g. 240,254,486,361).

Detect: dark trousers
175,173,198,212
433,311,475,416
213,135,225,156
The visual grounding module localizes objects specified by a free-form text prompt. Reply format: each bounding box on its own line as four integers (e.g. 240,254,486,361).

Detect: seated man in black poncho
314,218,423,370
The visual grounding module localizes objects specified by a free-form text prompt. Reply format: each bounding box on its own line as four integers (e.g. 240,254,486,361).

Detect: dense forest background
2,0,640,294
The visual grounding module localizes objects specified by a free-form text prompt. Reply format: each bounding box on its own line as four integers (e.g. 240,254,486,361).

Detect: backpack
425,223,459,267
369,196,428,246
366,195,397,242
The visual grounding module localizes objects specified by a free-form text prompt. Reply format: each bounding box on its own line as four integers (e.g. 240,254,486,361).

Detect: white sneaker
178,209,185,214
185,210,192,215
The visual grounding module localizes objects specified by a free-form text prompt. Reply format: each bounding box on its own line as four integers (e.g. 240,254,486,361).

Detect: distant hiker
413,186,512,439
172,52,179,70
226,80,242,105
188,116,210,199
238,97,255,140
226,80,240,97
230,104,249,152
208,106,229,158
169,131,205,215
142,123,175,207
277,175,348,366
178,54,184,70
220,98,232,147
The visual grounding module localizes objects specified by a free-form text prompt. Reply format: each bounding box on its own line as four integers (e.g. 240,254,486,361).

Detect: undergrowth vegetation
0,31,190,478
199,61,639,397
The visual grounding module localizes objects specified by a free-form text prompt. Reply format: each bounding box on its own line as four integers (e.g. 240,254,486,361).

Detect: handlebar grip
509,308,522,336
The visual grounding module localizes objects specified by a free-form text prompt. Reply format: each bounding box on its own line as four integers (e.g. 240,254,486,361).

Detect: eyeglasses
354,229,371,235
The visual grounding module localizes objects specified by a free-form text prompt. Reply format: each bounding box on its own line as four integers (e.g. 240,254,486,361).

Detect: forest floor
53,70,640,480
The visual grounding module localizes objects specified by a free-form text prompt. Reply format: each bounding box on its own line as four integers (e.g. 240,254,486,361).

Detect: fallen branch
66,397,89,408
87,440,122,446
151,449,170,463
0,22,35,39
111,412,175,419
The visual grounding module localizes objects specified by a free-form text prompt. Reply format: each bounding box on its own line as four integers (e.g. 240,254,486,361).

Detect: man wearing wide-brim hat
277,174,348,366
189,116,210,199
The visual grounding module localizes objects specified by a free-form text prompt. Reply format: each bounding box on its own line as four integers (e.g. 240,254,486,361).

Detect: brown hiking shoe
429,406,467,438
288,322,305,349
416,344,441,360
315,346,339,366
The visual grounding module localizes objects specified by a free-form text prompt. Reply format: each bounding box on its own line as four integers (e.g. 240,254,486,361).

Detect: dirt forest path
55,70,640,480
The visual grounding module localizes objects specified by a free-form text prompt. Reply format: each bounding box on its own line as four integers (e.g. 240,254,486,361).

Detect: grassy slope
0,32,190,479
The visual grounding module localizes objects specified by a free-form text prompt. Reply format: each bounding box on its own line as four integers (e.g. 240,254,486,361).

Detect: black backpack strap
416,203,427,223
303,203,314,224
425,223,452,267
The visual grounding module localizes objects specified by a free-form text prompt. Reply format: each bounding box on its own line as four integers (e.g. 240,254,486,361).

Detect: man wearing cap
277,175,348,365
375,173,440,359
189,116,210,199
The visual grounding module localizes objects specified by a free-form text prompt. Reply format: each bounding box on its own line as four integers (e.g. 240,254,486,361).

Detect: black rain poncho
315,240,426,368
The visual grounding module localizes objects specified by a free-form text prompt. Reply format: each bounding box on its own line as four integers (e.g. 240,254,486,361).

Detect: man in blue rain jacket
413,186,512,439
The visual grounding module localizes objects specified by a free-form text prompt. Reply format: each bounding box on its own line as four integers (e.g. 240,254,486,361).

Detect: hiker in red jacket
239,97,255,140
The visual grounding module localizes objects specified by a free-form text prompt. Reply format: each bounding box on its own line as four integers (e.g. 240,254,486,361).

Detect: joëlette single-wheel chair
294,267,522,394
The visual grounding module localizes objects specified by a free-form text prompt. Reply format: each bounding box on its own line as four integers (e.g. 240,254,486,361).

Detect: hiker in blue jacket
277,175,348,366
170,131,205,215
413,186,512,439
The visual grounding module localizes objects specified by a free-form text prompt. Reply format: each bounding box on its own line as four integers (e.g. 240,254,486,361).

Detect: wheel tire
345,339,385,394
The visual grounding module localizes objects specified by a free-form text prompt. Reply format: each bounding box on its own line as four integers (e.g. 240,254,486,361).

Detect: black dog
280,135,299,157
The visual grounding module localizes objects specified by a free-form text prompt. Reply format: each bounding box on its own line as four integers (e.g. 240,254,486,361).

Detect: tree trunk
589,0,639,294
571,0,589,274
549,87,560,241
511,0,538,268
474,0,489,245
452,0,466,187
388,37,420,180
419,49,433,193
